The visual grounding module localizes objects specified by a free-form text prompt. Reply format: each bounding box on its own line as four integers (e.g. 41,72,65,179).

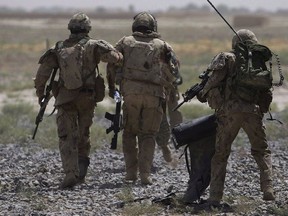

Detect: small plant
122,202,162,216
269,204,288,216
116,187,135,203
232,196,260,214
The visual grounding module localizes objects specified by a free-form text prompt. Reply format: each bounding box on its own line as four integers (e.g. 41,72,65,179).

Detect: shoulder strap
55,41,64,50
78,38,89,46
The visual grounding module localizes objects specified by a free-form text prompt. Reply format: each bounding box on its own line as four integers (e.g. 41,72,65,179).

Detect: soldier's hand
197,91,207,103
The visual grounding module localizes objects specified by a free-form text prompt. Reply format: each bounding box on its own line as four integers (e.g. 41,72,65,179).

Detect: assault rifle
111,186,180,208
173,70,210,111
105,89,122,150
32,68,58,139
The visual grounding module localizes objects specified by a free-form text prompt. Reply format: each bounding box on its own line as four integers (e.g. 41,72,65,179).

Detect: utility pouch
94,66,105,102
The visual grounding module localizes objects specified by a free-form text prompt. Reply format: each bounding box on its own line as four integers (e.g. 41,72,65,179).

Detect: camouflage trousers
167,89,183,127
209,112,272,201
56,92,96,176
122,94,163,177
156,113,170,148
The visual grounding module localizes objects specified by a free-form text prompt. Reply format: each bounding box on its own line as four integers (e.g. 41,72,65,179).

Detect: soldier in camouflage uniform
198,29,275,203
156,74,183,163
107,12,178,184
34,12,122,189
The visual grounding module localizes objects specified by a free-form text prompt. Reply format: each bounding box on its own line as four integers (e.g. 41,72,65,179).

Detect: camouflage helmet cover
232,29,258,49
132,12,157,32
68,12,91,31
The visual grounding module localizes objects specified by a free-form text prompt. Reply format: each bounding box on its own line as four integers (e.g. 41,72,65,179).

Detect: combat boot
125,172,137,182
261,180,275,201
140,173,152,185
59,172,78,189
78,157,90,184
161,145,172,162
263,187,275,201
200,198,221,209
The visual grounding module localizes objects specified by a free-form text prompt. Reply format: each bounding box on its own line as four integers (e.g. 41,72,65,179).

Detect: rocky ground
0,137,287,216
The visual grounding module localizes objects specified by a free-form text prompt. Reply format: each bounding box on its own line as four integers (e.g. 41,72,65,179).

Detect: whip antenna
207,0,241,41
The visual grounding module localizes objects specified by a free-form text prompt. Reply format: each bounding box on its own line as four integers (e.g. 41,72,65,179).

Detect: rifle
173,70,210,111
105,89,122,150
32,68,58,139
111,188,179,208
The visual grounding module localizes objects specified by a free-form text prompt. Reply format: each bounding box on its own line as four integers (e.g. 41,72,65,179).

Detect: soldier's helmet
232,29,258,49
132,12,157,33
68,12,91,32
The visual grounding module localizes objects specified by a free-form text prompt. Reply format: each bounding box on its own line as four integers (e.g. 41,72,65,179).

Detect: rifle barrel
110,133,118,149
32,124,39,140
173,101,185,111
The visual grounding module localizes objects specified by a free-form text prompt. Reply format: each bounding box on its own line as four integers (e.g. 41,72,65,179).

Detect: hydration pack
57,38,89,90
233,41,273,102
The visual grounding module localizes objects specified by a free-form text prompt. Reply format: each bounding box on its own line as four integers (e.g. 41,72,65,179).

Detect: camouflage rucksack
57,38,89,90
232,40,273,102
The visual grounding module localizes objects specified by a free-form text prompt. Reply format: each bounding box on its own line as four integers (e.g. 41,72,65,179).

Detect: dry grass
0,13,288,146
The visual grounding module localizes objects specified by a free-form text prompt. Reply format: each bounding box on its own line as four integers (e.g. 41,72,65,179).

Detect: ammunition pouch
94,74,105,102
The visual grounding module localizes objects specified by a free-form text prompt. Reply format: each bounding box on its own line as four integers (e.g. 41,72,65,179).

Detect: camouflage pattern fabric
57,93,95,175
34,33,122,106
107,27,178,182
199,47,273,202
167,87,183,127
209,112,272,200
156,113,170,149
34,32,122,178
122,94,163,177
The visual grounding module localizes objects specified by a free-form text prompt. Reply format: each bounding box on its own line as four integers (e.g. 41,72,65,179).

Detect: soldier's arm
34,49,58,101
95,40,123,64
162,42,180,84
201,52,232,97
105,38,125,97
106,63,118,98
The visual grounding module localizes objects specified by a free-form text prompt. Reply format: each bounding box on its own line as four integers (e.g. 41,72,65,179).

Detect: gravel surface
0,137,287,216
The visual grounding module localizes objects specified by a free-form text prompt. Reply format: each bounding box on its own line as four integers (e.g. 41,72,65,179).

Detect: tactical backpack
233,40,273,102
57,38,89,90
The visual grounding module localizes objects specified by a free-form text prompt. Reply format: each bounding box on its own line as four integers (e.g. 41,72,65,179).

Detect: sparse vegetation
0,102,113,150
0,12,287,215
